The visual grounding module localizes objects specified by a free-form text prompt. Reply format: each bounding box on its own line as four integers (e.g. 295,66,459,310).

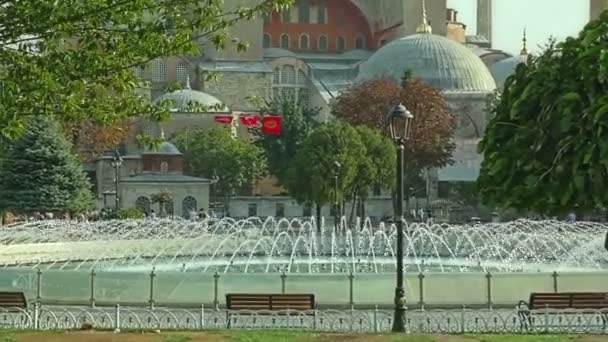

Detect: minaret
416,0,432,34
590,0,608,20
520,28,528,56
477,0,492,46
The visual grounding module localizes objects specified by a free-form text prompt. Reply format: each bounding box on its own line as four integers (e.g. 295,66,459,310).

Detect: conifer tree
0,117,93,213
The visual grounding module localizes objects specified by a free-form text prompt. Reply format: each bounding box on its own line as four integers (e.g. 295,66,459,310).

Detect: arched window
281,10,291,23
182,196,197,214
355,36,365,49
160,161,169,173
317,1,327,24
151,58,167,82
135,196,151,215
297,70,307,85
297,0,310,23
176,63,189,86
263,33,271,48
273,68,280,84
299,34,309,50
281,65,295,84
280,34,290,49
163,199,174,217
337,36,346,51
318,35,328,51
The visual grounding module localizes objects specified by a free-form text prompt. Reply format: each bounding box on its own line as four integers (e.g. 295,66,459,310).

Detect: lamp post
333,161,341,230
388,103,414,333
111,150,123,210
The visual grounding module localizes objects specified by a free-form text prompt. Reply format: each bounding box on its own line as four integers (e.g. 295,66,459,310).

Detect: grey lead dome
357,34,497,93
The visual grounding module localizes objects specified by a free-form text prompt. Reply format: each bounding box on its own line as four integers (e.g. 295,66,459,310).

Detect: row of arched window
136,59,191,84
135,195,198,216
264,33,366,51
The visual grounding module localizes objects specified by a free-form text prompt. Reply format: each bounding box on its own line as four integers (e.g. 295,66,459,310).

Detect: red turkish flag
262,115,282,135
214,115,233,124
240,115,259,127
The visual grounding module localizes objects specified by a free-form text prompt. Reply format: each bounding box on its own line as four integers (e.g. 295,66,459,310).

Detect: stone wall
445,92,492,140
120,182,210,217
203,72,272,111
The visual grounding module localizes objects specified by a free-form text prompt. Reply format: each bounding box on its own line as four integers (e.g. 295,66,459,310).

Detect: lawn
0,331,606,342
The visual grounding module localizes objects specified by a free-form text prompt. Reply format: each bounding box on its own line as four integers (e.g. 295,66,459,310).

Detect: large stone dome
153,88,229,113
489,54,529,90
357,33,497,93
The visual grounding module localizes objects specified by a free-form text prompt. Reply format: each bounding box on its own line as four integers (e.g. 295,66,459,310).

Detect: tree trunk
315,203,322,233
348,188,358,226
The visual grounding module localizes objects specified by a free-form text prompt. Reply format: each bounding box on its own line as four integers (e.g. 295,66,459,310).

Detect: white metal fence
1,305,607,334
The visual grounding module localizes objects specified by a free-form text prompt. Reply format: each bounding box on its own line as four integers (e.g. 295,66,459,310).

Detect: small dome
489,55,529,90
357,34,496,93
154,89,228,113
144,141,182,155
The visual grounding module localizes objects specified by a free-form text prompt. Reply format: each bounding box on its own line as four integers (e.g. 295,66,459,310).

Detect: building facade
92,0,564,219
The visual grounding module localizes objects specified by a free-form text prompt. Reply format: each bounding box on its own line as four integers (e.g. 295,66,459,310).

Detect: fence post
544,304,549,333
33,301,40,330
460,305,466,334
552,271,559,293
348,271,355,309
281,271,287,294
148,267,156,310
36,269,42,304
485,271,493,309
418,272,425,309
89,269,96,308
114,304,120,331
373,305,378,333
199,304,205,330
213,271,220,310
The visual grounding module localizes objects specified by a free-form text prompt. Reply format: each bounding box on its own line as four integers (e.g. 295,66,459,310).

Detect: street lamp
333,161,341,230
111,150,123,210
388,103,414,333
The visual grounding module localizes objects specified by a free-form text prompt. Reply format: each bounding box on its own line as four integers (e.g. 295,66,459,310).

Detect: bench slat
529,292,608,310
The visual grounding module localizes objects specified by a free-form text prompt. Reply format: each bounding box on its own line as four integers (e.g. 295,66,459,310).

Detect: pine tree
0,117,93,213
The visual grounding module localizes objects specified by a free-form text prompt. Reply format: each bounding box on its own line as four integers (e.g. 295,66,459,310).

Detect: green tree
174,127,267,212
0,0,292,139
478,12,608,214
0,117,93,213
349,126,396,218
285,122,366,226
253,95,320,185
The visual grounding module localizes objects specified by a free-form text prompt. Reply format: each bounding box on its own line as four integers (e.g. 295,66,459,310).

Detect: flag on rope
214,115,233,124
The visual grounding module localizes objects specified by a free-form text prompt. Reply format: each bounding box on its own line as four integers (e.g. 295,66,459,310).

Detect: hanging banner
214,115,233,124
262,115,282,135
239,115,259,127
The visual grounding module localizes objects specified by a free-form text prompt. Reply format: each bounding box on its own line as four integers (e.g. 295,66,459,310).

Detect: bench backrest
226,294,315,311
529,292,608,310
0,291,27,309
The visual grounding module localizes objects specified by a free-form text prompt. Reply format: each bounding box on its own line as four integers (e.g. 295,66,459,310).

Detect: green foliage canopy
174,127,267,199
478,12,608,214
0,117,93,213
253,96,320,185
0,0,292,139
285,122,395,206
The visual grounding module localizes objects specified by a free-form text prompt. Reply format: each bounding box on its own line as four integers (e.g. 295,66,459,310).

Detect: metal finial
416,0,432,34
520,28,528,56
185,74,191,89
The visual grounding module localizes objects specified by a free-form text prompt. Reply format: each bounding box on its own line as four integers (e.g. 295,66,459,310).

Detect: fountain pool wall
1,218,607,306
3,269,608,307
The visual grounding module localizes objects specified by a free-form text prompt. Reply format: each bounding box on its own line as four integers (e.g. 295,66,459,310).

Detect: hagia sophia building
91,0,608,220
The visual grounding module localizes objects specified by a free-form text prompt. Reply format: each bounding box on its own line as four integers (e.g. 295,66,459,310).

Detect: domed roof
153,82,228,113
143,141,182,155
489,54,529,90
357,33,497,92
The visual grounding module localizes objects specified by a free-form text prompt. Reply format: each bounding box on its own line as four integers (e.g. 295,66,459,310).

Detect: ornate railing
0,305,606,333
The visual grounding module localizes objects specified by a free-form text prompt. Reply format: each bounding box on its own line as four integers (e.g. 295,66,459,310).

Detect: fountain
0,217,606,274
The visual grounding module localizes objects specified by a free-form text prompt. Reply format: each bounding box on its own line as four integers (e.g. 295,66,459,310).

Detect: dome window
318,35,328,51
280,34,290,49
337,36,346,51
299,34,310,50
263,33,272,48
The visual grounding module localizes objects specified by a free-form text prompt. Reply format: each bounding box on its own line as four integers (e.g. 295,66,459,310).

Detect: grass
0,330,605,342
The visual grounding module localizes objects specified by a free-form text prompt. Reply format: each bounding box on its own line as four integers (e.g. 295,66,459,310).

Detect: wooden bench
0,291,27,312
518,292,608,330
225,293,316,329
